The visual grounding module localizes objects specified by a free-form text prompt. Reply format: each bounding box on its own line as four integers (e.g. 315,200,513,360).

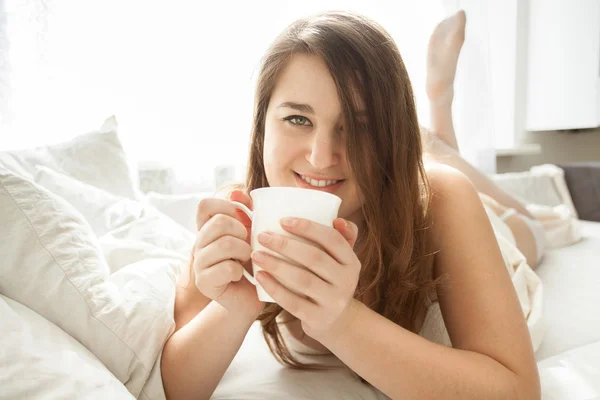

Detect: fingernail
252,251,265,263
258,232,273,244
342,218,350,229
280,217,297,228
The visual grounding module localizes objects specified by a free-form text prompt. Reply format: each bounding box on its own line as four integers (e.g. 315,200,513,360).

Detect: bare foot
426,10,466,102
425,10,466,151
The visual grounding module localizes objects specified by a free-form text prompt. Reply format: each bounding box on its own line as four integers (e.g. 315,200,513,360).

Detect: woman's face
263,54,364,224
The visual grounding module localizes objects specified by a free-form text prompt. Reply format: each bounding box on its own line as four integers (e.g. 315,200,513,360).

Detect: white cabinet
526,0,600,131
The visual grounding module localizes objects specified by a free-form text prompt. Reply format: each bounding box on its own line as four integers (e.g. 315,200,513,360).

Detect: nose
306,129,340,170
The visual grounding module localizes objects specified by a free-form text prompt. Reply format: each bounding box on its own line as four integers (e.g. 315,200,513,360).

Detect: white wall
526,0,600,131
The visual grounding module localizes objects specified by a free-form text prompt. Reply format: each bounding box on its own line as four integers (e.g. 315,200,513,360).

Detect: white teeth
299,174,340,187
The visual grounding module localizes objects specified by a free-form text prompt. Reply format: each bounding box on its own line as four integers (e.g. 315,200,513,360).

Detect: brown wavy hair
246,11,439,368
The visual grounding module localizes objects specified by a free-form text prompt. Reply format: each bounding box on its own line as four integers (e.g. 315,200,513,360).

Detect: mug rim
250,186,341,203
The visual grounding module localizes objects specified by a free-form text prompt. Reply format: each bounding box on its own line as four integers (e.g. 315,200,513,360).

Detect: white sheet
0,294,134,400
535,221,600,361
538,341,600,400
212,322,389,400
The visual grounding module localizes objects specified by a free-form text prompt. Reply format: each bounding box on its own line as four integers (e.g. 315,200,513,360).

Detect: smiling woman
263,54,361,218
161,9,541,400
247,9,439,372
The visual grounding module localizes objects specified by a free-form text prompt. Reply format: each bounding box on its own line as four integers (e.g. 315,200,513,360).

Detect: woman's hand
192,189,264,318
251,217,361,341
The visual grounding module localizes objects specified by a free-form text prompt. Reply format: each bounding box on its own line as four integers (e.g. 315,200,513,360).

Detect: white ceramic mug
231,187,342,303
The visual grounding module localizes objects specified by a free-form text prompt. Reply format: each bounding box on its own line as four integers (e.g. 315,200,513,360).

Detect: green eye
284,115,312,126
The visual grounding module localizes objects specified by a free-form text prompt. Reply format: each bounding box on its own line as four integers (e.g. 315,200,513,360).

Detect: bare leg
426,9,465,151
424,134,533,219
423,10,543,268
424,10,531,218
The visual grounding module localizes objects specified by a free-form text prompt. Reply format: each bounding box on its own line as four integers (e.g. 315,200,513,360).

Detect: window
2,1,457,188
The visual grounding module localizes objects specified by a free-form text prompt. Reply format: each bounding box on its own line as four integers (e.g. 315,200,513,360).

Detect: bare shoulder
425,161,478,201
424,162,484,247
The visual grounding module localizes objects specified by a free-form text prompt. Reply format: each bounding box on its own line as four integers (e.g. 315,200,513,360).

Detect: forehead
269,53,364,118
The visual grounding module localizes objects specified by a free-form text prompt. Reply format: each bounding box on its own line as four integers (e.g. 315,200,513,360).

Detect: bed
535,220,600,399
1,117,599,399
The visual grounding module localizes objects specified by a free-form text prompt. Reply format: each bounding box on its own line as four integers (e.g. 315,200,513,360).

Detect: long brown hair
246,11,439,368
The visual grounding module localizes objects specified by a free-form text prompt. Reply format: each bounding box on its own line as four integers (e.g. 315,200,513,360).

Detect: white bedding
538,341,600,400
0,124,197,399
535,221,600,361
0,294,134,400
0,117,140,201
0,166,188,399
1,119,599,399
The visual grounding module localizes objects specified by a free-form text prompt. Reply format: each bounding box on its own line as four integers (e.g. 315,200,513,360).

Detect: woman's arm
173,256,211,329
161,259,258,400
161,190,264,400
161,301,257,400
318,165,540,399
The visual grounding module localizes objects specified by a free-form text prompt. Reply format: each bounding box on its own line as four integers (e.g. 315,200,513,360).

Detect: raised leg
423,10,544,267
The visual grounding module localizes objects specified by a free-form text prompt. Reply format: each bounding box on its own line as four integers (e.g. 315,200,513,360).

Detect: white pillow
0,116,140,200
492,164,578,218
0,166,178,400
34,166,194,274
0,294,135,400
145,191,215,233
34,166,194,251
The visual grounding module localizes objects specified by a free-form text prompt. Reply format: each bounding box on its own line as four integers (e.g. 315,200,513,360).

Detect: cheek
262,129,276,168
263,124,297,184
263,123,284,167
264,122,301,163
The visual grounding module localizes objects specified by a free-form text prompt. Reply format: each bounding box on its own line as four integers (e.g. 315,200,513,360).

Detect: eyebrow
277,102,315,114
278,101,368,118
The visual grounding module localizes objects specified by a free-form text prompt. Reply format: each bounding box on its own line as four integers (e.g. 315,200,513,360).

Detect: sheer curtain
0,0,495,190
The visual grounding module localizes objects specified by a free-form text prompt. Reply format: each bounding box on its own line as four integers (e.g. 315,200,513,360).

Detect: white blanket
538,341,600,400
0,166,192,399
0,294,135,399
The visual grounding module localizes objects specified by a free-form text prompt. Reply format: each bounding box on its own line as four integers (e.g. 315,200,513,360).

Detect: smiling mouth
294,172,345,188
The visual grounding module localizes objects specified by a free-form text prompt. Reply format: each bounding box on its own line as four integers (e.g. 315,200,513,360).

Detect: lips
298,173,341,187
294,172,345,192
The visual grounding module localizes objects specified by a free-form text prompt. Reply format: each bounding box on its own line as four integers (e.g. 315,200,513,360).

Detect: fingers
194,235,252,272
256,233,336,283
333,218,359,248
195,213,247,248
191,192,255,302
230,189,253,209
279,217,358,264
251,251,330,303
256,271,318,322
194,259,245,295
230,190,253,234
196,197,241,231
